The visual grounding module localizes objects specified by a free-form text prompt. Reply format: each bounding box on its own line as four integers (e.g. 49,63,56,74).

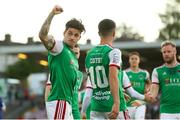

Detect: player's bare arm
148,83,159,103
145,79,151,93
45,85,52,101
108,66,120,119
39,5,63,50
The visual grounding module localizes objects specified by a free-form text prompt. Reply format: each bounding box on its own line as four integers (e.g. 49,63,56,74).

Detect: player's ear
174,47,177,55
112,31,115,37
63,30,67,36
98,31,101,36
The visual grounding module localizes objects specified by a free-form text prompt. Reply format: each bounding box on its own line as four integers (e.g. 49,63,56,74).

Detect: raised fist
52,5,63,14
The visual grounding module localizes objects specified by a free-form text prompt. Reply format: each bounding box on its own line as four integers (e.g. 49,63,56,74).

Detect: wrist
114,101,120,105
50,11,55,16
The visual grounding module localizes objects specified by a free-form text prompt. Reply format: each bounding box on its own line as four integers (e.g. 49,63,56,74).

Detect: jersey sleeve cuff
152,82,159,85
124,85,132,89
86,86,93,89
109,64,120,69
46,83,51,86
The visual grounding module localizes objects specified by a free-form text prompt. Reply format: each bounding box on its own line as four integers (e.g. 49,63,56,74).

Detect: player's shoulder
109,48,121,59
111,48,121,52
49,39,64,56
154,64,165,70
139,68,149,73
152,64,166,75
124,68,131,72
86,46,97,54
109,46,121,54
139,68,150,78
175,62,180,66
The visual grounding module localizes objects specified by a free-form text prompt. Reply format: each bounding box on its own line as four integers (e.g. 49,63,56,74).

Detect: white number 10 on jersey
89,66,109,88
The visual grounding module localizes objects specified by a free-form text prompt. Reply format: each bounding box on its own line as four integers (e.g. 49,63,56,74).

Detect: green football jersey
125,68,149,106
72,71,83,119
118,70,128,110
72,92,80,119
85,44,126,112
152,63,180,113
47,42,79,105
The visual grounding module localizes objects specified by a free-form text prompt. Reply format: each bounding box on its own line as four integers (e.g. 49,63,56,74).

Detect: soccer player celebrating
45,45,83,119
149,41,180,119
39,5,85,119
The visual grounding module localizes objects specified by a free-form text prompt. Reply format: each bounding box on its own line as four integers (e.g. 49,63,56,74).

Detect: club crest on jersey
129,75,132,79
139,75,144,80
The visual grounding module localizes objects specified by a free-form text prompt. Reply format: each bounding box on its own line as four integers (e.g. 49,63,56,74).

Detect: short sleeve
46,74,51,85
145,70,150,81
123,71,132,89
151,68,159,84
109,48,122,69
49,40,64,56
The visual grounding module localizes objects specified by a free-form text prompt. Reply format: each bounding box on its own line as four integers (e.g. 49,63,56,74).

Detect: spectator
0,97,6,119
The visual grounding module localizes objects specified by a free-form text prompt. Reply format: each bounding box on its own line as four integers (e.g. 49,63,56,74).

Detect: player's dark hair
98,19,116,37
65,18,85,33
129,51,140,58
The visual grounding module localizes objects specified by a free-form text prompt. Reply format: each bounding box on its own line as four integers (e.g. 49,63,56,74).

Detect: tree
5,57,47,80
158,0,180,41
115,23,144,42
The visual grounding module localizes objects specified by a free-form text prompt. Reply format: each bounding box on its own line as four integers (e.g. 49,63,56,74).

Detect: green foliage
158,0,180,40
5,58,47,80
115,23,144,42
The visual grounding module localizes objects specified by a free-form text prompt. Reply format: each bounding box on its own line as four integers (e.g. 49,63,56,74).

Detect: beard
163,56,175,64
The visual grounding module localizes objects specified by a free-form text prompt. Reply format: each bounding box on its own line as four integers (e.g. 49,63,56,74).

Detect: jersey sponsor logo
132,81,141,87
165,77,180,86
93,90,111,101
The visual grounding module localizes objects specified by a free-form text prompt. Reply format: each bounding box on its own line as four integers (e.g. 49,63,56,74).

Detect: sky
0,0,167,45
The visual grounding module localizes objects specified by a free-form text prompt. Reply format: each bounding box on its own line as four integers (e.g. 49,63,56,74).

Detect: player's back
86,44,111,69
85,44,126,112
85,45,113,112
